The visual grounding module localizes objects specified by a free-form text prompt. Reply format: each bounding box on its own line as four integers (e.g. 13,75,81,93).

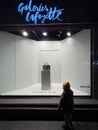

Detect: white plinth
41,70,50,90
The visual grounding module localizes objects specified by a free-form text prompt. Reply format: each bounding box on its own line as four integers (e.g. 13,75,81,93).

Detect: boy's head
62,82,70,91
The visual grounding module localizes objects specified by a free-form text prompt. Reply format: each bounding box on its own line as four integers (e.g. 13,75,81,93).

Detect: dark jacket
59,89,73,113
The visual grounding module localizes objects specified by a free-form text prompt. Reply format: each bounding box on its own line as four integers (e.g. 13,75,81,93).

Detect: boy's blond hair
62,82,70,90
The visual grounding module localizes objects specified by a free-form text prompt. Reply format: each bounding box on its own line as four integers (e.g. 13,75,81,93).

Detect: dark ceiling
9,29,81,41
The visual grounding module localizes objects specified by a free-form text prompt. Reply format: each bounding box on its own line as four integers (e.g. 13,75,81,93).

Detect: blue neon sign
17,0,64,24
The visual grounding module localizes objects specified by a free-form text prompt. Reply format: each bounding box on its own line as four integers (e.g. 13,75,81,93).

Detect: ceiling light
22,31,28,36
59,31,62,34
43,32,47,36
57,34,61,37
67,32,71,37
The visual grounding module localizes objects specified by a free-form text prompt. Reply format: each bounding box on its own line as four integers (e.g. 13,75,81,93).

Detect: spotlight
43,32,47,36
59,31,62,34
22,31,28,36
67,32,71,37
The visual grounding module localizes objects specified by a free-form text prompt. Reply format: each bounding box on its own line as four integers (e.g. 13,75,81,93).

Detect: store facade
0,0,98,100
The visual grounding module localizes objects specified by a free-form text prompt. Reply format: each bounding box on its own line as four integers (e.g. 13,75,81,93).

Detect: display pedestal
41,70,50,90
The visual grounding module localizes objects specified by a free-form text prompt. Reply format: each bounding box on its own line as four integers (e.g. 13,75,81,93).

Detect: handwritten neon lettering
18,0,64,24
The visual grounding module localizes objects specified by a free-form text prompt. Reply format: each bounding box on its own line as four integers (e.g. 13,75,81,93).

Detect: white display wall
0,30,91,96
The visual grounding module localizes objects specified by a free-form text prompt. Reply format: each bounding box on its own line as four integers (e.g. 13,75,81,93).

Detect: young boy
58,82,74,130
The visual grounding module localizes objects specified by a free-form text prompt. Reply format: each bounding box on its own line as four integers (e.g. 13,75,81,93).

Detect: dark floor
0,97,98,129
0,121,97,130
